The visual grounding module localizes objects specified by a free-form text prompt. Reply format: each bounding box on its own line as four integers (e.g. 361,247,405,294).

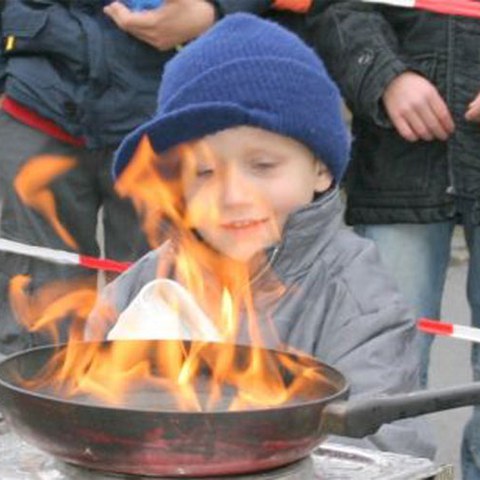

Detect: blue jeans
354,203,480,479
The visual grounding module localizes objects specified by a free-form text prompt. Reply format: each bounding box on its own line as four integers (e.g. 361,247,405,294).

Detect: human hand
382,71,454,142
465,90,480,123
104,0,216,51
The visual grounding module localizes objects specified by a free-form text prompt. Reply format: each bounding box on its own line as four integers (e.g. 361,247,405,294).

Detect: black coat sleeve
307,1,407,126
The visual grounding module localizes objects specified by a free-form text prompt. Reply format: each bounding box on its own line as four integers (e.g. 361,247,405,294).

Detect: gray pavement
428,228,472,477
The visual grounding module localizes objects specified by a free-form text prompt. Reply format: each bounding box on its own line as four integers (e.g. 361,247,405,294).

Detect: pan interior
0,341,348,413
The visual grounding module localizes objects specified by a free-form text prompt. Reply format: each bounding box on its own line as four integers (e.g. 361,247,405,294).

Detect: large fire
9,138,326,412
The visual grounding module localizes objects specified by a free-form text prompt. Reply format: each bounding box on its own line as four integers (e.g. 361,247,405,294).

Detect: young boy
86,13,434,459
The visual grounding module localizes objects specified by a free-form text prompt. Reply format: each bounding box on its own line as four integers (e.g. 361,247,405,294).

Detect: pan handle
321,383,480,438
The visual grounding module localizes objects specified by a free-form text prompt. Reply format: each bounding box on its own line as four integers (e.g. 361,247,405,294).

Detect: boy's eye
196,167,214,178
195,165,214,178
251,158,278,172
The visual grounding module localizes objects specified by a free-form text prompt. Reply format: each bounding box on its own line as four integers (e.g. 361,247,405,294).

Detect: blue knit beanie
113,13,350,183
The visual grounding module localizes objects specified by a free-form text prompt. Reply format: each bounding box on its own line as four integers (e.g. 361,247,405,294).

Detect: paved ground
428,228,472,477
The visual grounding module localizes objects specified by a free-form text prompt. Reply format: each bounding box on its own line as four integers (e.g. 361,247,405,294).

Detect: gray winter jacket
86,188,435,458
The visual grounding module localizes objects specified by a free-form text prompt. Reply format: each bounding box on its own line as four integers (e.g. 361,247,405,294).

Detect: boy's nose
220,167,251,206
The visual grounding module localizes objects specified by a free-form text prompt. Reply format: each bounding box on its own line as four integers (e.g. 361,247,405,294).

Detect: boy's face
181,126,332,262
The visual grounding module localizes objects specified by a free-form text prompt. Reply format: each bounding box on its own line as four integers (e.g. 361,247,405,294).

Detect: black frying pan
0,340,478,477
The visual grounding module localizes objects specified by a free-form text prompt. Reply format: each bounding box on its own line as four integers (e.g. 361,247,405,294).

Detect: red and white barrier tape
0,238,132,273
364,0,480,19
417,318,480,344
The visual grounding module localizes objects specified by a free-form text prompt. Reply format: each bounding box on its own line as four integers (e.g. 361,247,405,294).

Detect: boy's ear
314,161,333,193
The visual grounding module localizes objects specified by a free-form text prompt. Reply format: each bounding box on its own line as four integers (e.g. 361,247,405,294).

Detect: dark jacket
309,2,480,224
0,0,293,148
86,189,435,458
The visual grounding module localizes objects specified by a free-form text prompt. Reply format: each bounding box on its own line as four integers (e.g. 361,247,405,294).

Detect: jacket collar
269,187,344,282
172,187,344,288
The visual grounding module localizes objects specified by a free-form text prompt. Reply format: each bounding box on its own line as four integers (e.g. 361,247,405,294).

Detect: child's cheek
184,187,220,229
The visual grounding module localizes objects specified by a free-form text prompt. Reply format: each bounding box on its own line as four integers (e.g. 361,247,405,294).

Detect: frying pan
0,340,479,478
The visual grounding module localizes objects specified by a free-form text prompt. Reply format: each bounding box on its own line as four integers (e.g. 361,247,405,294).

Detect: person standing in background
308,1,480,477
0,0,309,355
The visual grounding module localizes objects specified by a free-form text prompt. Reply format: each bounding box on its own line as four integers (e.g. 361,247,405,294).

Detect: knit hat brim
113,103,251,179
113,14,350,182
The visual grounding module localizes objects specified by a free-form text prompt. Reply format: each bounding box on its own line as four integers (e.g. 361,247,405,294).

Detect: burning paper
107,279,221,342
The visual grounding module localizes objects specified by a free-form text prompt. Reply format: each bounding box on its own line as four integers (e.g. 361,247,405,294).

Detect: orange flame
9,274,97,344
114,136,183,248
14,155,78,250
15,136,326,413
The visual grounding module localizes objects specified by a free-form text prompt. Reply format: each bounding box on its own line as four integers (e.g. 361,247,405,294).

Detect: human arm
104,0,297,51
103,0,218,50
308,2,406,126
104,0,313,51
382,71,454,141
308,1,453,141
310,2,454,140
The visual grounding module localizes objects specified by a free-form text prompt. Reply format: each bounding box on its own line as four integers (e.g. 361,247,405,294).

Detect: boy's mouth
220,218,269,231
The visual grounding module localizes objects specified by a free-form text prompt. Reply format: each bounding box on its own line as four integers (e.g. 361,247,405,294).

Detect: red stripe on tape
416,0,480,19
417,318,454,336
79,255,132,273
